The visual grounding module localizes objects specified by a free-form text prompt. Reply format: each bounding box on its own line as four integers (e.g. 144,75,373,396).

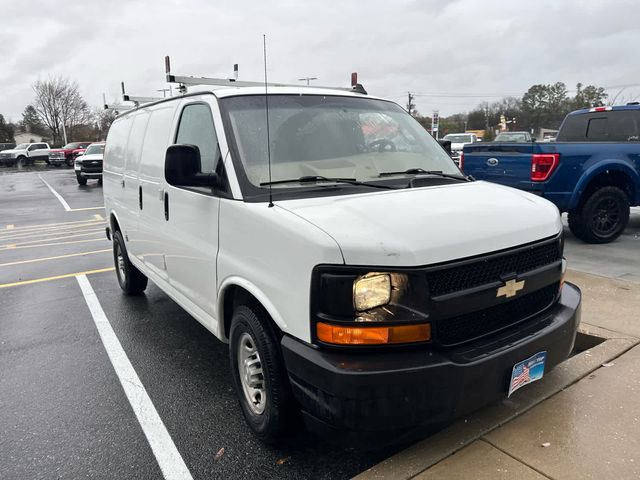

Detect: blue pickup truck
462,105,640,243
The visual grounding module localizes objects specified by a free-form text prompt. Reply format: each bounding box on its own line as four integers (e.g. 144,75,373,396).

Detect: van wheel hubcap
237,332,266,415
116,244,126,280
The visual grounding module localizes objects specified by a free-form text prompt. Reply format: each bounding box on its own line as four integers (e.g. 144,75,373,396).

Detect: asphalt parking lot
1,166,639,480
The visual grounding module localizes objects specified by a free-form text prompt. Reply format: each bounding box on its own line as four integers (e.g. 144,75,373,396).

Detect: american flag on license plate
508,351,546,397
511,364,530,389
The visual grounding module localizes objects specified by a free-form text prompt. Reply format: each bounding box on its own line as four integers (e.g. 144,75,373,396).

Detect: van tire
229,305,297,443
568,186,629,244
113,230,148,295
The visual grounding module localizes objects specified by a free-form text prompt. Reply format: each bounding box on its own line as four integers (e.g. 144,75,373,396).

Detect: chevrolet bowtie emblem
497,279,525,298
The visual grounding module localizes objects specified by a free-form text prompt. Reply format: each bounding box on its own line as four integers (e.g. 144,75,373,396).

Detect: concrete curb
354,323,639,480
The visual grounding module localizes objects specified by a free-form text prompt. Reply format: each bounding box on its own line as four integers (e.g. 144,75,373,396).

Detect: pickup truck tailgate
463,144,534,190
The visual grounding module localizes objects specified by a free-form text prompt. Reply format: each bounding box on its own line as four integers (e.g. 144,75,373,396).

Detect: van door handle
164,192,169,221
139,186,143,210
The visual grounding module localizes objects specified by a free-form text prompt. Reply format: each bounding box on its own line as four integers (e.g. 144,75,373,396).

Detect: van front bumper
282,282,581,434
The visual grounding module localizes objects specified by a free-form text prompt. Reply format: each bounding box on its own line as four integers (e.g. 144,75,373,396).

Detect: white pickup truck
0,142,50,166
103,85,581,443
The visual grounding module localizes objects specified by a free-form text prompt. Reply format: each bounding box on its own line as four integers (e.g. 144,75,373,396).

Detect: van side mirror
165,144,220,188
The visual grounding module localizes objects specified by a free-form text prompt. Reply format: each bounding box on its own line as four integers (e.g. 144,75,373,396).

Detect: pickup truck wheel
568,186,630,244
229,305,297,443
66,156,74,167
16,156,26,168
112,230,148,295
76,174,87,186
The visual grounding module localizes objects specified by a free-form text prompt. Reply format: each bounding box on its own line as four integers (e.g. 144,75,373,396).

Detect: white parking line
76,275,193,480
38,174,71,211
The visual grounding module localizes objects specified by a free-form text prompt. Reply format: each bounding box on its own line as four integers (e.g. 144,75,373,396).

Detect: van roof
114,86,388,119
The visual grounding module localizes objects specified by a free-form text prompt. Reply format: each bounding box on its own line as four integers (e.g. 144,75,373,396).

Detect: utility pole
298,77,318,86
61,120,68,145
407,92,416,116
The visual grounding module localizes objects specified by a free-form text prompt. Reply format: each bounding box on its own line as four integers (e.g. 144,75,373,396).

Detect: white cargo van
103,86,581,442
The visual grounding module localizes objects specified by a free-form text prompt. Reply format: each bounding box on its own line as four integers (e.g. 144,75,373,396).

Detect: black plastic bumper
282,282,581,434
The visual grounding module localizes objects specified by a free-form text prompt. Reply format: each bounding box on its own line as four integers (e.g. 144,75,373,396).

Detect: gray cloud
2,0,639,122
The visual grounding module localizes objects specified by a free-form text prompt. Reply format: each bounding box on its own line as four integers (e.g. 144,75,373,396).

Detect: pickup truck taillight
531,153,559,182
459,151,464,171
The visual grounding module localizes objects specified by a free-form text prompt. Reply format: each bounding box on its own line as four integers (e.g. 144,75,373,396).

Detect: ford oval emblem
487,157,499,166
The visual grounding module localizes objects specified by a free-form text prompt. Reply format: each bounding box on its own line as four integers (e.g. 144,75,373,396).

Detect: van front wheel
112,230,147,295
229,305,297,443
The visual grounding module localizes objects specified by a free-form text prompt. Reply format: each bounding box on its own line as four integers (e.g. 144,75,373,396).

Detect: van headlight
353,273,391,311
311,267,430,345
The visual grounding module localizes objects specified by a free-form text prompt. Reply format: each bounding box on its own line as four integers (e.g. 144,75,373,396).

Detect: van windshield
220,94,459,199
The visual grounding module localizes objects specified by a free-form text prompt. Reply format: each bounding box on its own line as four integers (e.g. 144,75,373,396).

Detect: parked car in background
74,142,104,185
0,143,16,152
463,104,640,243
442,132,480,166
494,131,534,142
48,141,93,166
0,142,50,166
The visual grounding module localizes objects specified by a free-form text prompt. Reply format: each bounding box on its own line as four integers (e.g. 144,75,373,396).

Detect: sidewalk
356,270,640,479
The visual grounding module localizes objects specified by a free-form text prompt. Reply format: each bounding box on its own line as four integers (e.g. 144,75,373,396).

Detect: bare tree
32,76,93,145
33,76,66,144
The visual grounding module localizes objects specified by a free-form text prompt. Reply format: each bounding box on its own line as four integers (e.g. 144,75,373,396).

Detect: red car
48,142,93,167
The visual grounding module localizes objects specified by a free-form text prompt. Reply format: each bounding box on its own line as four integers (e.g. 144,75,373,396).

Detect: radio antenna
263,34,274,208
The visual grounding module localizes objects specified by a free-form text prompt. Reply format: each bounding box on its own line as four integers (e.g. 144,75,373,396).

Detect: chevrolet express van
103,87,581,442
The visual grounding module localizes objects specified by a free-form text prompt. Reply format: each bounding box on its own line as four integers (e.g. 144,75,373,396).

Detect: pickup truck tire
229,305,297,443
568,186,630,243
76,175,87,186
113,230,148,295
66,156,74,167
16,156,26,167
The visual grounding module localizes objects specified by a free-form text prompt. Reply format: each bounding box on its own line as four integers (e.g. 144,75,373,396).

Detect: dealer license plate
508,351,546,397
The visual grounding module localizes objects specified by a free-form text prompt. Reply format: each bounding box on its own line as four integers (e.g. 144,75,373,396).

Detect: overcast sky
2,0,640,122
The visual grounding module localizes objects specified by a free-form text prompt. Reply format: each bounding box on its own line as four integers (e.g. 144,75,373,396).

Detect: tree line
0,76,117,146
415,82,609,140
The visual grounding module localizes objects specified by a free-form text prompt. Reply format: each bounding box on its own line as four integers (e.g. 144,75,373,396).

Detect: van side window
175,103,221,173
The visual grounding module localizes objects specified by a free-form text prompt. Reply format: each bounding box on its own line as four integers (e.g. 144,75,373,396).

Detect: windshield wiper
260,175,397,189
378,168,472,182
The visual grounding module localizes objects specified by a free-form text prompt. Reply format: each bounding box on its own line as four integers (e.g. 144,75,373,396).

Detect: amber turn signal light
316,322,431,345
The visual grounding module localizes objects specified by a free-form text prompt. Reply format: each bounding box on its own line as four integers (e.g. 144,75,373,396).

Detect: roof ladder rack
120,82,164,106
163,56,367,94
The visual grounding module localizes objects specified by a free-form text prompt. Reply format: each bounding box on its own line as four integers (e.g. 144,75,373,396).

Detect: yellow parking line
0,249,111,268
0,231,103,249
5,218,105,231
6,225,14,230
0,267,115,289
0,221,106,238
94,214,104,220
0,238,107,251
0,227,104,242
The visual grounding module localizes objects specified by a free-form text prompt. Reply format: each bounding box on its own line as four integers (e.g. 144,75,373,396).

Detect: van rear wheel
229,305,297,443
113,230,148,295
568,186,629,244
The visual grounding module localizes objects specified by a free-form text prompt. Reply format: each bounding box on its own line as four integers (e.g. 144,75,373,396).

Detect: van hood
277,181,562,266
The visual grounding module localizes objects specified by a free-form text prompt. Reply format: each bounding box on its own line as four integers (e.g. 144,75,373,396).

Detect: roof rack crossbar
164,55,365,93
